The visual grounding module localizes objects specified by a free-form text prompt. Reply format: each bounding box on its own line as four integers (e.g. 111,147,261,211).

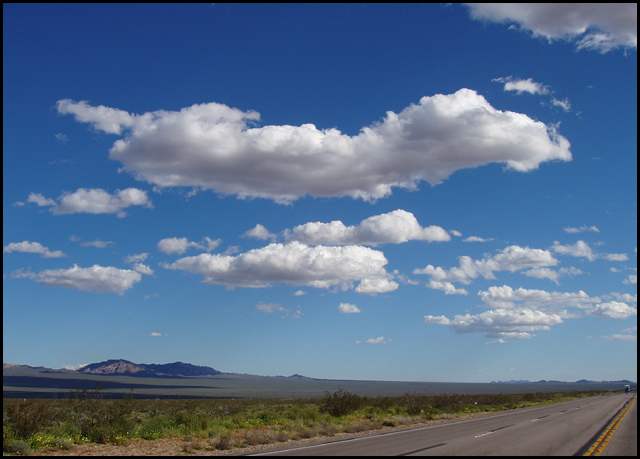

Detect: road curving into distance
247,393,637,456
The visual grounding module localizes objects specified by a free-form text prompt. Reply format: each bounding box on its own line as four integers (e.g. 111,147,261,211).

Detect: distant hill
4,361,637,400
490,379,636,385
78,359,223,378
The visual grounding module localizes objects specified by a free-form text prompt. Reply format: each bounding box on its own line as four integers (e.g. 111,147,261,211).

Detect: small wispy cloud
338,303,361,314
157,236,221,255
256,303,286,314
492,76,573,113
563,225,600,234
603,325,637,342
492,76,549,95
356,336,393,344
256,303,303,319
551,97,572,112
241,224,277,241
70,235,115,249
463,236,494,243
552,240,627,262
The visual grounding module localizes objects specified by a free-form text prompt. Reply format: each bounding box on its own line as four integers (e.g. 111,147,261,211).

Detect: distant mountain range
3,360,635,385
3,360,310,379
491,379,636,385
3,360,636,400
76,359,223,378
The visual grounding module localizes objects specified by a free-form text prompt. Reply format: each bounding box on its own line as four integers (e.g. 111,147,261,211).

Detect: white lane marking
250,397,607,456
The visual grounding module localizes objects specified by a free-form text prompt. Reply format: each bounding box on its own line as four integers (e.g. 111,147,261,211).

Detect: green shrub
4,400,58,440
63,385,136,444
137,416,170,440
320,389,363,417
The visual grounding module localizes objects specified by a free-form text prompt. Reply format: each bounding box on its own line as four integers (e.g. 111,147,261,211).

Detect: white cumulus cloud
552,240,628,262
3,241,66,258
241,224,277,241
563,225,600,234
414,245,559,289
356,336,393,344
492,76,550,95
157,237,221,255
57,89,571,204
162,241,397,294
34,264,143,294
338,303,361,314
588,301,637,319
285,209,449,246
466,3,637,53
426,308,563,339
427,285,637,341
27,188,152,218
478,285,601,312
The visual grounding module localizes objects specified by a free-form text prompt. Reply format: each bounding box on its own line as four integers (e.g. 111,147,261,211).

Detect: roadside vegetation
3,386,612,454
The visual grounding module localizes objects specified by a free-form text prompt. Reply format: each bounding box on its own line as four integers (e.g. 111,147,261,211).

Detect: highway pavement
246,393,637,456
599,393,637,457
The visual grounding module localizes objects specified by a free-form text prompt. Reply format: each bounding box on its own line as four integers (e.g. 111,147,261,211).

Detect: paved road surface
600,393,637,457
248,393,636,456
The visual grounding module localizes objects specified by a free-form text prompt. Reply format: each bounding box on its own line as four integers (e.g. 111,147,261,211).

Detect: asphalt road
247,393,636,456
600,393,637,457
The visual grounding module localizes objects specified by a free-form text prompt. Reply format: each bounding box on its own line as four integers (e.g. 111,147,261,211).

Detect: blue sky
3,4,637,383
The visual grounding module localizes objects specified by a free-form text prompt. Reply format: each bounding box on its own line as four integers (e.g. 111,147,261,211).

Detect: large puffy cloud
414,245,559,293
466,3,637,53
57,89,571,204
285,209,450,246
27,188,152,217
4,241,66,258
34,264,144,294
425,308,563,339
162,241,398,294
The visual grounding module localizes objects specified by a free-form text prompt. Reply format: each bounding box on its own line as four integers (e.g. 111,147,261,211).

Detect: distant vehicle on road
624,384,631,393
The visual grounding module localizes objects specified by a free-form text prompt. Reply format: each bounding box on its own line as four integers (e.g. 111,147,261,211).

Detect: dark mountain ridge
77,359,223,378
